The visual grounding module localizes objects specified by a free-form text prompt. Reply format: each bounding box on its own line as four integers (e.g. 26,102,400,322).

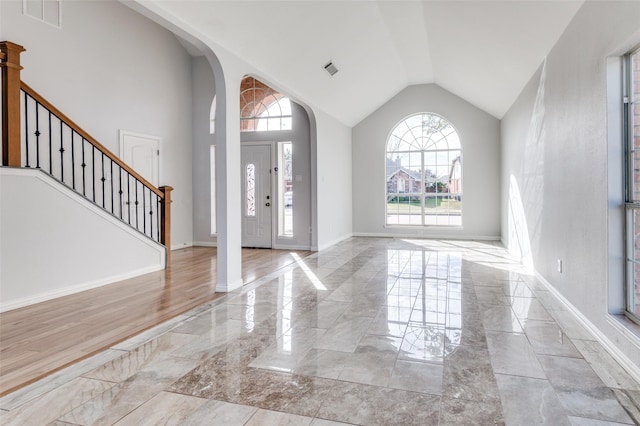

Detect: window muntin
386,113,462,227
624,47,640,322
240,77,292,132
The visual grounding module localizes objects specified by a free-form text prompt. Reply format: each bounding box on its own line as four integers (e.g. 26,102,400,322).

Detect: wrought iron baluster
91,147,96,202
101,152,106,208
119,167,123,219
142,185,147,236
157,196,161,242
149,190,154,240
81,137,86,196
135,179,139,230
24,91,30,168
71,128,76,190
35,101,40,168
47,107,52,173
59,114,64,183
127,173,131,225
110,160,114,214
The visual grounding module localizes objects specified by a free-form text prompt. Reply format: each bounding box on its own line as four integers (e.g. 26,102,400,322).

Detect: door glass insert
246,163,255,217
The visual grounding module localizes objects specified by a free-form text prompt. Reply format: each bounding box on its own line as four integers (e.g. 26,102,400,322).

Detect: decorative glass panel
246,163,255,217
240,77,293,132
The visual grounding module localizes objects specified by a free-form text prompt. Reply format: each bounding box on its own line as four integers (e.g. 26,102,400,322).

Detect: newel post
1,41,25,167
159,185,174,267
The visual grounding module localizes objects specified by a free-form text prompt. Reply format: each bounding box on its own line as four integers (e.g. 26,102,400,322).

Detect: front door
241,144,272,248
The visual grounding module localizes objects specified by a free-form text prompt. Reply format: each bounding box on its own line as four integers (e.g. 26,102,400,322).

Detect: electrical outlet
557,259,563,273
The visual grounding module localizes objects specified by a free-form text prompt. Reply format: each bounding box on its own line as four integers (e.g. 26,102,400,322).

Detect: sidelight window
624,47,640,322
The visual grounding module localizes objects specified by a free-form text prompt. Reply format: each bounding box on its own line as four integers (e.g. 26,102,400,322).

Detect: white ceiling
155,0,583,126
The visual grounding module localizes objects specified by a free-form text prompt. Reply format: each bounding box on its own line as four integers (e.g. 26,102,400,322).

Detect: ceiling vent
323,61,339,76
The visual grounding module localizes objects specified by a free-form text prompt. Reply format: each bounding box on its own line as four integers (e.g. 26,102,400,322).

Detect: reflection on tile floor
1,238,639,425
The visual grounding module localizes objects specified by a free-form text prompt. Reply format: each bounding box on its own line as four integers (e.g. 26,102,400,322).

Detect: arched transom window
386,113,462,226
240,76,292,132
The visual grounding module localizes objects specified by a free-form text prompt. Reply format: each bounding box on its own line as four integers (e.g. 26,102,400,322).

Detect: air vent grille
323,61,338,76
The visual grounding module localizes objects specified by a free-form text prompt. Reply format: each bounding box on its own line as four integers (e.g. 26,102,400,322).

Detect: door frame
241,141,276,248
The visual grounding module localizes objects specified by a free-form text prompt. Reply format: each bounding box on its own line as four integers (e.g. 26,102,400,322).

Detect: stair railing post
159,185,173,268
1,41,26,167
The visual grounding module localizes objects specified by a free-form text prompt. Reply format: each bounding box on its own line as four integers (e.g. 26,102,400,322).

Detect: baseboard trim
534,272,640,383
216,278,244,293
192,241,217,248
0,264,164,313
272,244,312,250
193,242,311,251
171,242,193,250
317,233,354,251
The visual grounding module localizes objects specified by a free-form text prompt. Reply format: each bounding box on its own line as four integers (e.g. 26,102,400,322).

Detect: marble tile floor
1,237,639,425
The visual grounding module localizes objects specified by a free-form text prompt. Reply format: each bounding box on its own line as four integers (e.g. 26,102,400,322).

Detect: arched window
240,76,292,131
386,113,462,226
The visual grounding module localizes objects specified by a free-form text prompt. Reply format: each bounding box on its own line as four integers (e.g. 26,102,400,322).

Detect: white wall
352,84,501,240
0,169,165,312
316,110,353,250
501,2,640,374
0,0,194,247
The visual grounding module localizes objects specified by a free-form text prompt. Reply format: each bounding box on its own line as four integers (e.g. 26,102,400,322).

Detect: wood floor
0,247,311,396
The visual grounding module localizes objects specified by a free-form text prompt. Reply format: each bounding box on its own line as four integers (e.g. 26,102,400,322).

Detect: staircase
1,41,173,265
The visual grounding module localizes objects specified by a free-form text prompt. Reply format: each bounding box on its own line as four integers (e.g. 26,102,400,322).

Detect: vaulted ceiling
151,0,583,126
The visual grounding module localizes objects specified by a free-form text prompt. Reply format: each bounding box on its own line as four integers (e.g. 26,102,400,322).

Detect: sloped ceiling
151,0,583,126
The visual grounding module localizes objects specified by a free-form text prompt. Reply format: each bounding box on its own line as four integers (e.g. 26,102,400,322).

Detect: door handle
265,202,270,207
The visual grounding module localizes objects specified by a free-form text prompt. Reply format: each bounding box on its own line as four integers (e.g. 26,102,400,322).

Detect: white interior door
120,131,160,185
242,144,272,248
120,131,160,225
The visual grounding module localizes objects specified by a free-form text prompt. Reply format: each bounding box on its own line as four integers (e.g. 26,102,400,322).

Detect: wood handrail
20,81,164,199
